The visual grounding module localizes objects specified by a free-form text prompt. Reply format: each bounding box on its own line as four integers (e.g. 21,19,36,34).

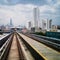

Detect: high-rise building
42,19,46,30
10,18,13,27
33,7,40,32
47,19,52,31
42,19,52,31
28,21,32,30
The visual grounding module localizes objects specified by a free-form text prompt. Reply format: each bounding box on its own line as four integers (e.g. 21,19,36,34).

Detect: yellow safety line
19,33,60,60
21,33,60,54
20,34,48,60
29,43,48,60
35,39,60,54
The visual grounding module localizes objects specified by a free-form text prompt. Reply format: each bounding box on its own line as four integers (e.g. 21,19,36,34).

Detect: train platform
19,33,60,60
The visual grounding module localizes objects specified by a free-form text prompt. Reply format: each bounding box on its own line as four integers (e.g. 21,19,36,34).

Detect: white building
33,7,40,32
47,19,52,31
42,19,52,31
42,19,46,30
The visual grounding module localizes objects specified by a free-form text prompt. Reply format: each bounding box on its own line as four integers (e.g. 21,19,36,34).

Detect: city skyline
0,0,60,27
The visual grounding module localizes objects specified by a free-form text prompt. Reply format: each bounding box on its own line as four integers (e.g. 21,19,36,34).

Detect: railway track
18,33,60,60
22,33,60,52
17,33,44,60
1,32,45,60
0,32,60,60
30,34,60,44
6,33,26,60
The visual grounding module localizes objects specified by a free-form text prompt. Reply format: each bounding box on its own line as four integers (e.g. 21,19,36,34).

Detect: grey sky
0,0,60,26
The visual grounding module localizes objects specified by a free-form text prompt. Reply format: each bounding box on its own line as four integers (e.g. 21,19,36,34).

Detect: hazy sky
0,0,60,26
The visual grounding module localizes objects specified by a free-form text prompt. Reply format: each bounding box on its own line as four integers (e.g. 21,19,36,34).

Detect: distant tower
49,19,52,29
10,18,13,27
33,7,40,32
28,21,32,30
42,19,46,30
47,19,52,31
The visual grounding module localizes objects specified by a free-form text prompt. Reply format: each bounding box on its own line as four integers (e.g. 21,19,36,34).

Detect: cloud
0,0,47,5
0,0,60,26
46,0,52,3
38,1,60,25
39,5,56,13
0,4,36,26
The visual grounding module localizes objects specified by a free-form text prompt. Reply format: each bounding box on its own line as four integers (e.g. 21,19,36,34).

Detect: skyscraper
10,18,13,27
47,19,52,31
28,21,32,30
33,7,40,32
42,19,52,31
